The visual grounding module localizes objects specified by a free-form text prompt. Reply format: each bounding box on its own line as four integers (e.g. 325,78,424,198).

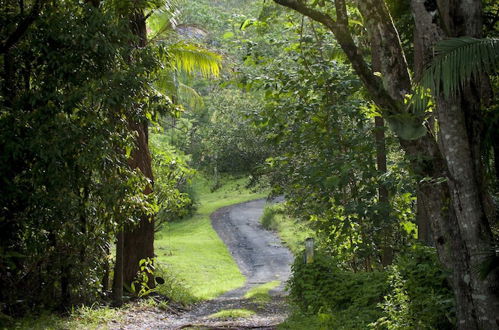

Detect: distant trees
273,0,499,328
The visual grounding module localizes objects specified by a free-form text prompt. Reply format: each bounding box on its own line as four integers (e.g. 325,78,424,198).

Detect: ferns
421,37,499,97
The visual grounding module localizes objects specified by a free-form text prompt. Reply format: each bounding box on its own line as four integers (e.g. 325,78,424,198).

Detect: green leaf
223,31,235,39
421,37,499,97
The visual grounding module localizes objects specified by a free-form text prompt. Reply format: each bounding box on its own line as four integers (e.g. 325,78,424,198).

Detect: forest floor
110,199,293,330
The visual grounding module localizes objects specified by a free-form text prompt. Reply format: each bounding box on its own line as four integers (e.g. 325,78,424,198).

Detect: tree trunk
415,189,432,245
123,120,155,290
112,230,124,307
121,9,156,292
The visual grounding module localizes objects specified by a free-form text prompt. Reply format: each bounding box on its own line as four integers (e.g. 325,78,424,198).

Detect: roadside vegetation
1,0,498,329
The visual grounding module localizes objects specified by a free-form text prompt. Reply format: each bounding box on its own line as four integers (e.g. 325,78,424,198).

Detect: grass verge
155,174,268,302
208,308,256,319
244,281,280,305
260,204,314,255
8,305,124,330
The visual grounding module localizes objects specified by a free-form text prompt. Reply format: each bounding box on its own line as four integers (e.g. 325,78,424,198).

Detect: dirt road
112,198,293,330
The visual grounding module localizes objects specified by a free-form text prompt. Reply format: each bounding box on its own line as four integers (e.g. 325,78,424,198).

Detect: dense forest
1,0,498,329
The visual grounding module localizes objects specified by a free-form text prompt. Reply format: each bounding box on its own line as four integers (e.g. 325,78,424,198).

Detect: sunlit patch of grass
208,308,256,319
244,281,281,305
155,175,268,301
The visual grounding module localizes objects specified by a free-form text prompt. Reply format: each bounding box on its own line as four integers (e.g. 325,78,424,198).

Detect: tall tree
272,0,498,328
122,6,156,291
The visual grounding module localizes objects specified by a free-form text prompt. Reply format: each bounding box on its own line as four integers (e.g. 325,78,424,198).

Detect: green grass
278,311,331,330
155,174,268,302
260,204,314,255
208,308,256,319
8,305,123,330
244,281,280,305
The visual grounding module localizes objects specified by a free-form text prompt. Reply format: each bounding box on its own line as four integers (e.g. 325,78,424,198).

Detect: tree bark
121,8,156,292
123,120,155,290
112,230,123,307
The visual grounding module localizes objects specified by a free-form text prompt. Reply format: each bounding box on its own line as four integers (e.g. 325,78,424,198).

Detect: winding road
111,198,293,330
172,198,294,329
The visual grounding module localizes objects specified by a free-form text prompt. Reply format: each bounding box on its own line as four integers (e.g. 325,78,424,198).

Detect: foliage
421,37,499,97
0,1,165,314
372,245,455,329
150,132,195,231
241,13,417,269
287,251,388,329
172,88,271,177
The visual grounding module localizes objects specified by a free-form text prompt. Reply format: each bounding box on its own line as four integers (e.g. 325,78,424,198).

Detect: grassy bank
260,203,314,255
155,175,268,302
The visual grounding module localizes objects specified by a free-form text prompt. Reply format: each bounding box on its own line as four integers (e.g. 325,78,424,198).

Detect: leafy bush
150,133,196,231
288,251,388,329
260,204,282,230
372,245,455,329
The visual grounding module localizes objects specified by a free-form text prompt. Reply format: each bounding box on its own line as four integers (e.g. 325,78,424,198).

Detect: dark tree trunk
112,230,124,307
114,7,156,295
122,118,155,290
416,189,432,245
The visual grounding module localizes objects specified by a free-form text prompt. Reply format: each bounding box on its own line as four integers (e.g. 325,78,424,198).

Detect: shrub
287,251,388,329
371,244,455,329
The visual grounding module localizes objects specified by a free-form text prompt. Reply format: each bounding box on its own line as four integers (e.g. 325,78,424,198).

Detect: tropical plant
421,37,499,97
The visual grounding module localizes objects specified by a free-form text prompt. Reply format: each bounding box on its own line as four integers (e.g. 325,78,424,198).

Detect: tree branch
273,0,401,115
0,0,45,54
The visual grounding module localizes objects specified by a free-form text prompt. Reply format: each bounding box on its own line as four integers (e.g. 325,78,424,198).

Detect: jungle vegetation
1,0,498,329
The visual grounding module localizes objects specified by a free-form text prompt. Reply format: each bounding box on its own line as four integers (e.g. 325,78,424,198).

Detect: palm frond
147,0,181,41
421,37,499,97
178,82,204,110
169,42,222,77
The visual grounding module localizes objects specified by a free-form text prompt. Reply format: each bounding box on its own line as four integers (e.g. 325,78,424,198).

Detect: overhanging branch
0,0,45,54
273,0,401,114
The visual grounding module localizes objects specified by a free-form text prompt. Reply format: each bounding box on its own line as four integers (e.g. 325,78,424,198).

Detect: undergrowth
282,246,454,330
260,204,314,254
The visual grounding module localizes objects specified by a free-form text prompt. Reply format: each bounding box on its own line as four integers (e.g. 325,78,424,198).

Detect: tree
272,1,498,328
113,3,223,302
0,0,158,312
